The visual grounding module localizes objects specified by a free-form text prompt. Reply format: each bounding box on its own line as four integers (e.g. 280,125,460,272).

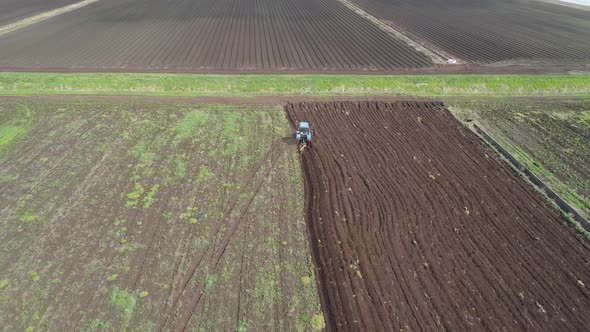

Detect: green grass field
0,73,588,97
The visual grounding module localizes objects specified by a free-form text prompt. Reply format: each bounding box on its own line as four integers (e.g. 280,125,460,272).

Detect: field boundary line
0,0,99,36
471,123,590,233
334,0,451,65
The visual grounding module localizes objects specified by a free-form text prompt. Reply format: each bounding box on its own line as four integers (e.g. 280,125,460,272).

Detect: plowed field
0,0,78,26
349,0,590,64
286,101,590,331
0,0,432,71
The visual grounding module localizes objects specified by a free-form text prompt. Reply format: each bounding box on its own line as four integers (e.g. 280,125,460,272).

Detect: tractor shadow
281,136,298,146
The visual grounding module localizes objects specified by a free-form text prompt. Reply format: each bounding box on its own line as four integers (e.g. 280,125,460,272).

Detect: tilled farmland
0,0,432,71
0,99,322,331
349,0,590,64
0,0,78,26
286,101,590,331
0,0,588,72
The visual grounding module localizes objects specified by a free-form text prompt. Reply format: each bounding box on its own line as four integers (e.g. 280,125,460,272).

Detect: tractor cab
295,122,312,143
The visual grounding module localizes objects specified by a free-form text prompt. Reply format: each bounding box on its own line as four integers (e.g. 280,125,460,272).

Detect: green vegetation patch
175,110,210,142
109,287,137,328
0,125,22,146
0,102,32,156
125,183,144,208
0,73,588,97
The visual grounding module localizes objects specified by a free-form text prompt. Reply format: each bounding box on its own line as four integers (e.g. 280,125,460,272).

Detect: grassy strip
449,103,590,222
0,72,588,97
481,133,590,240
492,134,590,219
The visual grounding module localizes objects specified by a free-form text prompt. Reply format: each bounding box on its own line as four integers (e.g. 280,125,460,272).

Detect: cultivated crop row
0,0,78,26
0,0,433,71
350,0,590,63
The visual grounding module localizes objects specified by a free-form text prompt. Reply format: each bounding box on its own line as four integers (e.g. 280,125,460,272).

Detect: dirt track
286,101,590,331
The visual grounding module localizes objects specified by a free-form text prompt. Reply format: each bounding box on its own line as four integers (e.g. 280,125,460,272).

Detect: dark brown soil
1,0,588,73
0,0,432,71
349,0,590,64
285,101,590,331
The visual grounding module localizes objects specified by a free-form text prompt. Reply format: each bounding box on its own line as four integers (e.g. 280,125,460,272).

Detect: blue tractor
295,122,312,152
295,122,312,143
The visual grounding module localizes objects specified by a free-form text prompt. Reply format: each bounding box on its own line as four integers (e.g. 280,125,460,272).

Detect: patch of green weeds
311,314,325,330
0,173,18,184
204,274,217,292
175,110,210,143
162,211,173,221
180,207,198,224
239,155,252,169
139,291,148,298
20,306,29,323
142,184,160,208
301,276,311,285
107,274,118,281
0,125,23,147
83,318,112,332
125,183,144,208
0,279,8,290
126,183,159,208
221,112,246,155
29,271,40,282
197,165,212,182
254,265,278,315
128,142,155,178
109,287,137,328
19,210,39,224
113,225,127,243
98,143,110,153
236,320,250,332
174,154,187,178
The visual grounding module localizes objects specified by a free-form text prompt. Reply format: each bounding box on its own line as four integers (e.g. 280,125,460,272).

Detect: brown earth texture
285,101,590,331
